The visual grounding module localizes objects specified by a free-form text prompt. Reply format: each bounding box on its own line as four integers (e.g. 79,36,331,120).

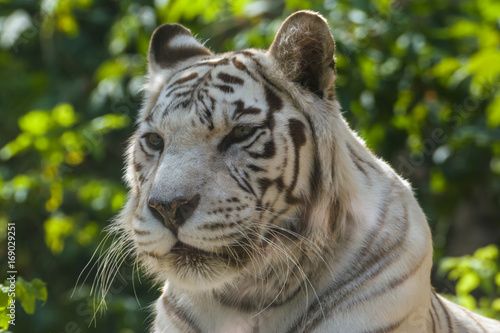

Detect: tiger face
121,15,340,291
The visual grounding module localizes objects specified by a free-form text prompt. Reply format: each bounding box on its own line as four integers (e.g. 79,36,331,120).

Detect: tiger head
118,11,360,292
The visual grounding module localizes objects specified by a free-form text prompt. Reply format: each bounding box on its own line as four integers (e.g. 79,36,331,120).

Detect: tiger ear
267,11,336,99
148,23,212,72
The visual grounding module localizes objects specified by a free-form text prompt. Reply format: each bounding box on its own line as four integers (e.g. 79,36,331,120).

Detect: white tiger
113,10,500,332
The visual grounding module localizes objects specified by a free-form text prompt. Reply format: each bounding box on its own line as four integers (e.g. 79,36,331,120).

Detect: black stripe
347,144,381,173
243,131,265,150
248,139,275,159
257,177,273,196
170,98,191,110
231,57,259,81
365,315,407,333
430,292,441,330
214,84,234,93
133,161,144,173
133,228,150,235
265,85,283,113
134,214,146,222
217,72,244,85
352,156,370,181
138,140,155,159
232,100,262,120
165,84,186,98
228,167,256,196
162,293,202,333
150,24,211,69
430,305,436,333
285,119,307,204
201,230,242,241
138,173,147,184
195,90,214,130
287,199,408,332
163,46,211,68
166,72,199,90
237,168,257,197
175,57,230,73
199,221,239,231
340,252,427,312
322,204,409,320
203,57,230,67
434,292,454,332
303,113,321,201
132,151,145,173
147,103,162,122
458,303,486,332
234,50,256,58
247,164,264,172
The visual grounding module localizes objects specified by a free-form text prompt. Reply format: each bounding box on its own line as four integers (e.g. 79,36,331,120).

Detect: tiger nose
148,194,200,233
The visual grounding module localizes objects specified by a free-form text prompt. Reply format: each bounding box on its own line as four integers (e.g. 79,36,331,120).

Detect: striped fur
112,11,500,333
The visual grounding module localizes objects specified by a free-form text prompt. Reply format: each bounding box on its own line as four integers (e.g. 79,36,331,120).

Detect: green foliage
439,245,500,319
1,102,129,256
0,277,47,332
0,284,13,332
15,277,48,315
0,0,499,331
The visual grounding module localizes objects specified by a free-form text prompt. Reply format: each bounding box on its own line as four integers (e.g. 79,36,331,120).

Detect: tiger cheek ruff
114,10,500,333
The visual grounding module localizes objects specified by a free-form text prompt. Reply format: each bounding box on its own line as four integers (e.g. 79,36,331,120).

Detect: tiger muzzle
148,194,200,235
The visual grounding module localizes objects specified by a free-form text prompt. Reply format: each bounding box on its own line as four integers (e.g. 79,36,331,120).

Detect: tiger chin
114,10,500,333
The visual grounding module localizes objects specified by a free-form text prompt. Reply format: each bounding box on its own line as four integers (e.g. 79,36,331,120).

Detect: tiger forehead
146,53,278,128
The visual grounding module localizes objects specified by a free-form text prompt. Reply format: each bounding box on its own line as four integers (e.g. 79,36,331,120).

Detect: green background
0,0,499,332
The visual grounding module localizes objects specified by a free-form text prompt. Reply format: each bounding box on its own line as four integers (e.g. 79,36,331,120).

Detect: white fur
108,12,500,333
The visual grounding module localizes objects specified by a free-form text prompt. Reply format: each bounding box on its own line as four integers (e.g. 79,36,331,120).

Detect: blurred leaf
486,93,500,128
474,244,499,260
468,49,500,86
46,182,63,212
0,133,32,160
52,104,77,127
111,191,126,212
493,298,500,312
457,293,478,310
96,59,127,81
430,170,446,193
457,271,481,294
286,0,312,10
77,222,99,246
448,20,479,38
476,0,500,23
44,215,74,254
431,58,461,81
439,244,500,319
57,14,79,37
16,277,47,315
18,110,52,136
0,282,13,331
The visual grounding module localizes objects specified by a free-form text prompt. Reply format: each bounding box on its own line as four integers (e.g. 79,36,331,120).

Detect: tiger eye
145,133,164,150
232,126,254,140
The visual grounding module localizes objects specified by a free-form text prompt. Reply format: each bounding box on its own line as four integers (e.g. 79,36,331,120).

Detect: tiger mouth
168,241,238,262
142,239,251,270
170,241,226,259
